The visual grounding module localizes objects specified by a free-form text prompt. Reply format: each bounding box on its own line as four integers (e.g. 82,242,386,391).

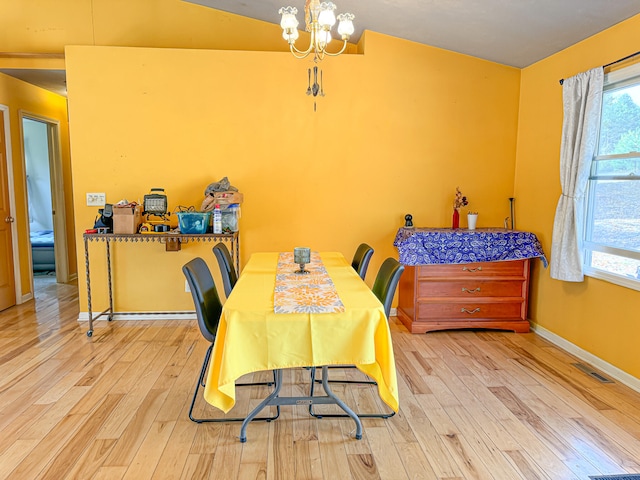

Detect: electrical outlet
185,280,191,293
86,193,106,206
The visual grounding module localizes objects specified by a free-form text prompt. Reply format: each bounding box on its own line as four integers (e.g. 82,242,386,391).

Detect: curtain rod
558,50,640,85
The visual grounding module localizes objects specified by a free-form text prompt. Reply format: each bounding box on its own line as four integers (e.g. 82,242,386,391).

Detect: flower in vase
453,187,469,209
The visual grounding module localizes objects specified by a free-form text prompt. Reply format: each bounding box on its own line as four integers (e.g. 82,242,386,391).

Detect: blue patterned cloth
393,228,548,267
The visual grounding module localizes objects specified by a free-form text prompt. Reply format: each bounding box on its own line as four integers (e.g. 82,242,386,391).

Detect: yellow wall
0,73,74,296
6,0,637,381
65,35,520,313
0,0,295,55
515,14,640,378
0,0,350,301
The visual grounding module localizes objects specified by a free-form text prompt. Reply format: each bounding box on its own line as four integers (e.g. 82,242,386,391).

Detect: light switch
86,193,106,206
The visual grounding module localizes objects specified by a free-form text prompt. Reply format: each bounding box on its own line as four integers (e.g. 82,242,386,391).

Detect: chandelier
278,1,355,61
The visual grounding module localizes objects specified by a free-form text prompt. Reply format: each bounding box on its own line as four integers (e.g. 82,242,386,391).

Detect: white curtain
550,67,604,281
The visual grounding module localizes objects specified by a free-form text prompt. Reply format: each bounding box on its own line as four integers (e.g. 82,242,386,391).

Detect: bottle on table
213,204,222,234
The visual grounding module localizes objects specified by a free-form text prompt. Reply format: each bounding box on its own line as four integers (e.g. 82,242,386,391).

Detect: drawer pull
462,266,482,272
461,307,481,314
461,287,481,294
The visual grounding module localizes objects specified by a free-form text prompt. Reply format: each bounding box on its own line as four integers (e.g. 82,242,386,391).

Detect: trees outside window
585,69,640,289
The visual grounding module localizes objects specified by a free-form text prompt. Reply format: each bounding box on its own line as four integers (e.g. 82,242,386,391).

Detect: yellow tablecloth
203,252,399,414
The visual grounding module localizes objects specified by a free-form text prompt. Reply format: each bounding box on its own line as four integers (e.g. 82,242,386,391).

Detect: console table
82,232,239,337
393,228,546,334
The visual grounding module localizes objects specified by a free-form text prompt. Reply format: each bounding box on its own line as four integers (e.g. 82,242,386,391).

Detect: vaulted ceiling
3,1,640,96
186,0,640,68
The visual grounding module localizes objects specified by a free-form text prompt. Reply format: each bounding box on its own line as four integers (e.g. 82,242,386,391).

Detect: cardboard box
112,205,143,234
213,191,243,205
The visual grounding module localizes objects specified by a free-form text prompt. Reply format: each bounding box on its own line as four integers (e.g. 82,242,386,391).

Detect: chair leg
307,366,396,419
189,345,280,423
237,368,276,387
313,365,376,385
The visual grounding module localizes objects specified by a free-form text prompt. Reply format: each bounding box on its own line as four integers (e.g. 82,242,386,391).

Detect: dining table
202,251,399,442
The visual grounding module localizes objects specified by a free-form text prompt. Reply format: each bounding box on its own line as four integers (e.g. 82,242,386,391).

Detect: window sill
584,267,640,292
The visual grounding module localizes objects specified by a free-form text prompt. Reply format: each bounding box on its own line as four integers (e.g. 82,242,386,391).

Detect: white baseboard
20,292,33,304
77,311,197,322
531,323,640,394
81,310,398,322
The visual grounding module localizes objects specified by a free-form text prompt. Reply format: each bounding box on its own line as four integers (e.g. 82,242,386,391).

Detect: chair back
212,242,238,297
182,257,223,343
372,258,405,318
351,243,374,280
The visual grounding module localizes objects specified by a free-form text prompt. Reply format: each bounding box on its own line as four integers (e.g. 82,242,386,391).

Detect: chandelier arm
289,47,312,60
319,40,349,57
289,42,315,58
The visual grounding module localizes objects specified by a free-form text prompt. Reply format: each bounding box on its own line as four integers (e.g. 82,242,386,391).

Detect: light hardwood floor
1,278,640,479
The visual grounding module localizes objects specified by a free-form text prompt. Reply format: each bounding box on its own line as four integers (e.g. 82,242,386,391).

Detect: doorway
21,113,69,292
24,117,56,287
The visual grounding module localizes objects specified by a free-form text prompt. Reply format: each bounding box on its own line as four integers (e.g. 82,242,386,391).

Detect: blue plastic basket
177,212,210,234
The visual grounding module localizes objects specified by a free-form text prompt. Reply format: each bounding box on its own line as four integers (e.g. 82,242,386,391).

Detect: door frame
19,111,69,287
0,104,23,304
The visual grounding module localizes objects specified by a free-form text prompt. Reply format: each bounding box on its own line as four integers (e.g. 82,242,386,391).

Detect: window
584,63,640,290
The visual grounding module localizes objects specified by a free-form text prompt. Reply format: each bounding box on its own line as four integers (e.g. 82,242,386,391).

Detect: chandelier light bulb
317,2,337,28
337,13,354,39
282,28,299,43
279,6,299,30
317,29,332,48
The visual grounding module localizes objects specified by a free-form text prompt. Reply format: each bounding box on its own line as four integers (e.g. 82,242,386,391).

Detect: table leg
320,367,363,439
106,240,113,321
239,369,283,442
84,236,93,337
234,233,240,274
238,367,363,443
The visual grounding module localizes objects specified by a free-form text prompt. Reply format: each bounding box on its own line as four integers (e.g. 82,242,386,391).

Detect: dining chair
309,257,405,419
182,257,279,423
317,242,375,387
212,242,238,298
371,257,405,319
351,243,374,280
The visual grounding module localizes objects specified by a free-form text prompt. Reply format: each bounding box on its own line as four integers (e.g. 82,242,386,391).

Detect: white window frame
583,62,640,291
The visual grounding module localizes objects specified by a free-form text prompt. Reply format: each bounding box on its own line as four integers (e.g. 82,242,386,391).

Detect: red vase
452,208,460,229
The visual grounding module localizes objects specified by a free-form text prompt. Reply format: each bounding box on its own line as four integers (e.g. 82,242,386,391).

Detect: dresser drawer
418,260,526,279
417,301,524,320
418,280,524,298
397,259,531,334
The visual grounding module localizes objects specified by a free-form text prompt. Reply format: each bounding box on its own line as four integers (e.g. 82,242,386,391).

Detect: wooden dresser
397,259,530,333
